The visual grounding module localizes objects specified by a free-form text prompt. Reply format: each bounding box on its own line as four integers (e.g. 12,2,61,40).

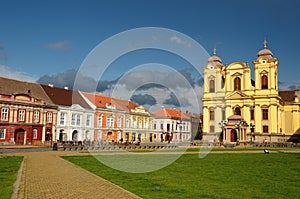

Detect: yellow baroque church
202,41,300,144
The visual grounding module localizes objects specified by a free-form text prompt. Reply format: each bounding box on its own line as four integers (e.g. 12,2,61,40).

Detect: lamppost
249,123,255,144
235,121,244,142
177,120,183,143
218,120,227,143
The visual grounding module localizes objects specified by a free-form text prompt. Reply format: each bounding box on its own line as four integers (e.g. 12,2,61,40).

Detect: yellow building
202,41,300,144
124,105,155,143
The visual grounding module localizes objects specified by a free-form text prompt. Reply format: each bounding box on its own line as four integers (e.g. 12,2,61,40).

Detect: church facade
202,41,300,144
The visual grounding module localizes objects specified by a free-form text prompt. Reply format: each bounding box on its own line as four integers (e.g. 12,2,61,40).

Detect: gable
226,91,249,99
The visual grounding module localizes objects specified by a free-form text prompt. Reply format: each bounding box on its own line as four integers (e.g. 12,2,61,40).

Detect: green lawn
63,153,300,199
0,156,23,199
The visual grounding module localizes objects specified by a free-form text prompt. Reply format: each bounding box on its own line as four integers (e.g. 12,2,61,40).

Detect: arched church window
234,107,241,116
234,77,241,91
261,75,268,89
209,79,215,93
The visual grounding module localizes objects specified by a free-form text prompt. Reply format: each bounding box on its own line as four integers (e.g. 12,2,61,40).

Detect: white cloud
170,35,192,48
0,65,38,82
45,40,71,52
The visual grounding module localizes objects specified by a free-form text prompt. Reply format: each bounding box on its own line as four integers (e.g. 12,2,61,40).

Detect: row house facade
82,92,126,142
123,105,155,143
0,77,57,145
0,76,196,145
41,85,95,142
152,108,191,143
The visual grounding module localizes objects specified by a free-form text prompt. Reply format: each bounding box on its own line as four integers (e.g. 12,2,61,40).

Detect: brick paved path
16,151,141,199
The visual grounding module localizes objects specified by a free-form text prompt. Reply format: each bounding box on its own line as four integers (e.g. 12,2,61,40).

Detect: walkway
15,151,141,199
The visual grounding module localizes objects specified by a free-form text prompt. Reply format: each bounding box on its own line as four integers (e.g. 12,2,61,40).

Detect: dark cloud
164,92,192,107
164,92,180,107
130,94,157,106
37,69,98,92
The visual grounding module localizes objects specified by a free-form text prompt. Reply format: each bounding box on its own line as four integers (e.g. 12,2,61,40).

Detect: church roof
279,90,299,103
208,48,223,66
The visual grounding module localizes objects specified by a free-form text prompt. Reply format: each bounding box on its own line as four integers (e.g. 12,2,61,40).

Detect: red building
0,77,57,145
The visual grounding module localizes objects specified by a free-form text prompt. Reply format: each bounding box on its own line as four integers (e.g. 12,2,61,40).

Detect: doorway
15,129,25,145
230,129,238,142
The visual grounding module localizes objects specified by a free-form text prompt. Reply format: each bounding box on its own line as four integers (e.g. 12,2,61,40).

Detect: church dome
208,55,222,63
208,48,222,66
258,48,273,57
257,39,273,59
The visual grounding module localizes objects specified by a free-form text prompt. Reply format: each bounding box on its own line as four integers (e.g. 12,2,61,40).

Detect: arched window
261,75,268,89
209,79,215,93
209,109,214,121
234,107,241,116
234,77,241,91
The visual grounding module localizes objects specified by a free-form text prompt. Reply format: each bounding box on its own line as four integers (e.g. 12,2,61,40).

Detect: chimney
48,84,54,87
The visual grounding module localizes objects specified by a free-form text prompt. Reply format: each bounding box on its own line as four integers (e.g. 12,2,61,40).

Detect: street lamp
249,123,255,143
218,120,227,143
235,121,244,142
177,120,183,142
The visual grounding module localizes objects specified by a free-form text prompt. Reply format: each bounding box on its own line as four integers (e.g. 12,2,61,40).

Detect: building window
60,112,66,125
263,125,269,133
71,114,76,126
126,118,130,128
33,111,39,123
261,75,268,89
161,123,164,130
250,109,254,120
98,114,103,127
117,116,122,128
209,125,215,133
234,77,241,91
47,112,52,123
144,120,148,129
262,109,268,120
234,107,241,116
1,107,9,121
76,114,81,126
18,109,26,122
209,79,215,93
107,115,114,128
209,109,214,121
33,129,37,139
139,119,143,128
86,115,91,127
0,128,6,139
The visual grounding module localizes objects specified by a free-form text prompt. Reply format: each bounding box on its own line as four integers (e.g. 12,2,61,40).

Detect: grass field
0,156,23,199
63,152,300,199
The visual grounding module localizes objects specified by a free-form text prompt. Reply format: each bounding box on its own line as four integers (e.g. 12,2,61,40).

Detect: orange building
82,92,129,142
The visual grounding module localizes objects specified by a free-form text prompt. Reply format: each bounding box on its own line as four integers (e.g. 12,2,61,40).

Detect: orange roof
82,92,111,108
152,108,190,120
82,92,138,112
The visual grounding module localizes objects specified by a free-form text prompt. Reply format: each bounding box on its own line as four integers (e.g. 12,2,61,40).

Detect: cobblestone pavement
15,151,141,199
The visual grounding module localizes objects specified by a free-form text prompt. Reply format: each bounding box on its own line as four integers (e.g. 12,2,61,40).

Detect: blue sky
0,0,300,89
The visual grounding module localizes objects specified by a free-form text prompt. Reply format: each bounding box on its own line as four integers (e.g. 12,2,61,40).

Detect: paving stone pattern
17,151,141,199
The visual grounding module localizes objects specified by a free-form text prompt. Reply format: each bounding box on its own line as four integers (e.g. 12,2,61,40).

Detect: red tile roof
0,76,53,105
152,108,190,120
41,85,92,109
